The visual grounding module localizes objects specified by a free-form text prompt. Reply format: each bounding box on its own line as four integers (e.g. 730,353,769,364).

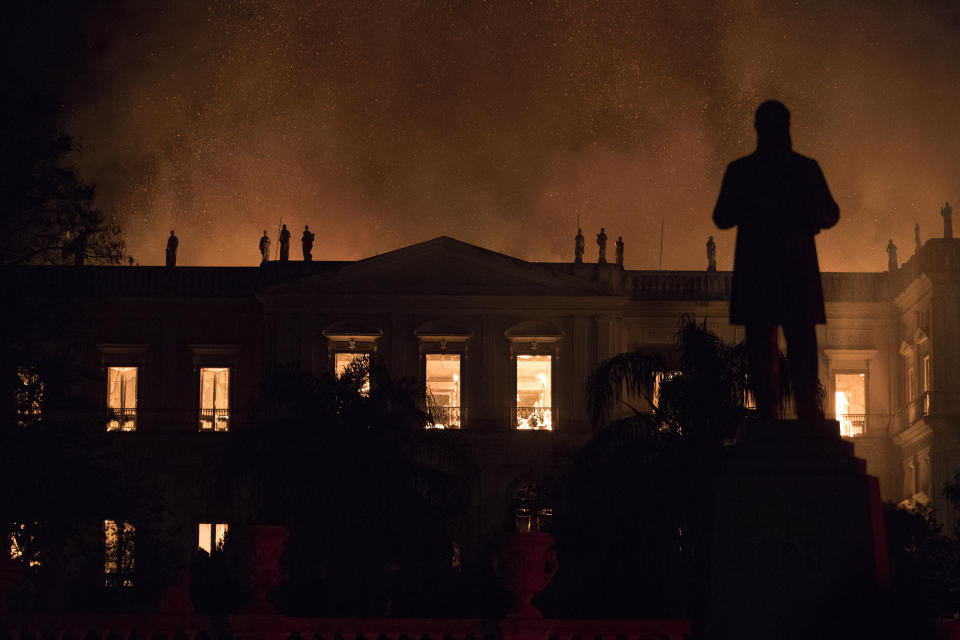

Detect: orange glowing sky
19,2,960,270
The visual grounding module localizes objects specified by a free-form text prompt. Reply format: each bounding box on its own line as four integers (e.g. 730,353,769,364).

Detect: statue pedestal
705,420,889,640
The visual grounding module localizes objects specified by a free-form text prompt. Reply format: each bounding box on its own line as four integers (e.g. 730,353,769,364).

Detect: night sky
10,1,960,270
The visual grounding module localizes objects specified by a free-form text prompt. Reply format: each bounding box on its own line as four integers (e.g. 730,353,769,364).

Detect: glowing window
107,367,137,431
198,522,228,554
335,352,370,395
8,523,40,567
426,354,461,429
16,367,44,427
199,367,230,431
513,482,553,532
104,520,134,587
834,373,866,437
516,355,552,430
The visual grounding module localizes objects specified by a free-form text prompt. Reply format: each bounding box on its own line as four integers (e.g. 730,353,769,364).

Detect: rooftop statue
615,236,624,266
942,201,953,239
302,225,315,262
279,224,291,262
596,228,607,264
574,228,584,264
887,239,898,272
706,235,717,272
259,231,271,263
713,100,839,422
165,230,178,268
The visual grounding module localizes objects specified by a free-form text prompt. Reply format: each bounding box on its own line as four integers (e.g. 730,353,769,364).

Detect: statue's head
709,235,714,241
305,225,309,230
754,101,791,152
755,100,790,135
282,224,287,229
170,230,175,235
600,227,605,233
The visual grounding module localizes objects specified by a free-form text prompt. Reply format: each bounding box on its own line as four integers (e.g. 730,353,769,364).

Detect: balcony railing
835,413,892,438
837,414,865,437
106,408,137,432
514,406,555,431
426,406,462,429
199,408,230,432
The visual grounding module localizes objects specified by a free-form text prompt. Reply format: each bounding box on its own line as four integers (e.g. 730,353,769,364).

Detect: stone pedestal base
705,420,888,640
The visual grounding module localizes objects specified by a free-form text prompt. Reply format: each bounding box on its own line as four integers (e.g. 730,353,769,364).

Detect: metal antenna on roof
658,219,664,271
275,218,282,260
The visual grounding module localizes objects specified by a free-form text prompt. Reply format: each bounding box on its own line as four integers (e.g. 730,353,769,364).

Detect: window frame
190,345,240,433
513,352,556,431
104,519,135,588
105,365,140,432
197,521,229,554
98,344,148,432
415,325,471,430
832,369,868,438
15,366,44,427
198,367,231,432
504,321,563,432
423,351,465,429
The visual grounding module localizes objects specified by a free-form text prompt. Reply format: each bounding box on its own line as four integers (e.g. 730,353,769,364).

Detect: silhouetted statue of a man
302,225,315,261
615,236,624,266
279,224,291,261
597,228,607,264
887,239,898,272
915,223,921,254
574,228,584,264
713,100,839,422
165,230,178,267
259,231,271,263
942,201,953,239
706,235,717,271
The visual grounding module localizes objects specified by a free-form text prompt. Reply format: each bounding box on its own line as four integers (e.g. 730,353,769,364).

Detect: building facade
11,235,960,567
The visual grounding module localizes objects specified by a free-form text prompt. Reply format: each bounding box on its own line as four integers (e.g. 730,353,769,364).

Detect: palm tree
218,356,471,616
544,317,768,618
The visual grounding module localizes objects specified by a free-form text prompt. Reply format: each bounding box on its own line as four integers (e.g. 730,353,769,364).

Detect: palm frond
586,350,667,426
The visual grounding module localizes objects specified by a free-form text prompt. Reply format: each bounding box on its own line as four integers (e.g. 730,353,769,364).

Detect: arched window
511,481,554,533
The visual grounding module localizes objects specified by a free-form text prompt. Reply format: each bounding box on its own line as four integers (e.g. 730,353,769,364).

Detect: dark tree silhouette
216,357,471,616
0,89,126,266
1,1,127,268
542,318,769,618
1,350,172,612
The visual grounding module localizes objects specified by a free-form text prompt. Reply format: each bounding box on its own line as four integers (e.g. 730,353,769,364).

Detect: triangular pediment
262,237,607,297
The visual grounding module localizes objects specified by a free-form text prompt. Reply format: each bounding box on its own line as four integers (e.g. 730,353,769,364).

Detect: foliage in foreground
215,358,471,616
542,318,757,618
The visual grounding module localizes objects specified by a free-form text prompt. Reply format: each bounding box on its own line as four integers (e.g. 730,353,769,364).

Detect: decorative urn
493,531,558,618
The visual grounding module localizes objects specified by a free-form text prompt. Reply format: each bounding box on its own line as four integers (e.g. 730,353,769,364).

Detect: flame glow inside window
834,373,866,437
426,354,461,429
516,355,552,430
198,523,228,553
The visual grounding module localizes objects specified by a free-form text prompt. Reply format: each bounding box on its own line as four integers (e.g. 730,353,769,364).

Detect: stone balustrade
1,614,692,640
